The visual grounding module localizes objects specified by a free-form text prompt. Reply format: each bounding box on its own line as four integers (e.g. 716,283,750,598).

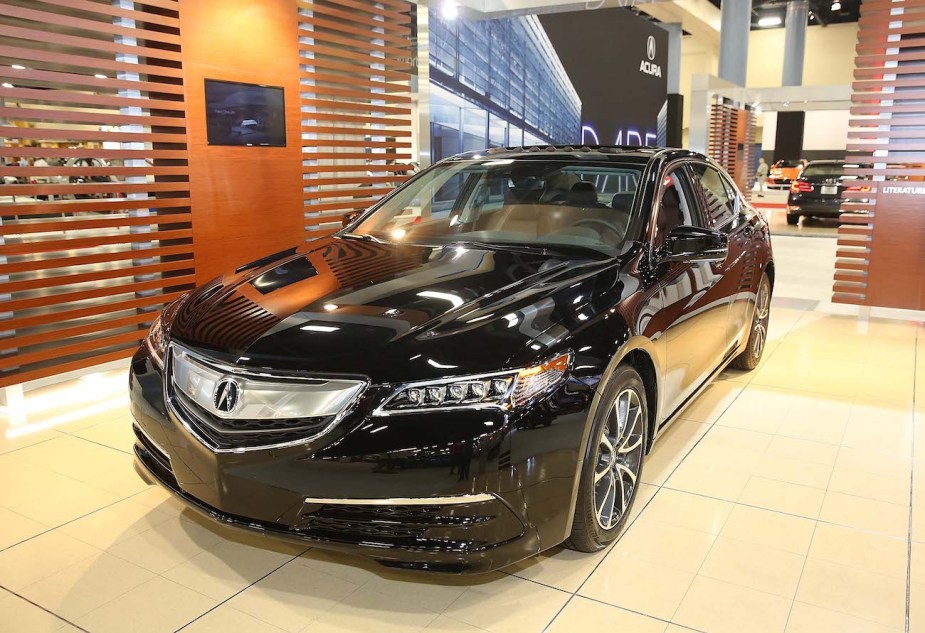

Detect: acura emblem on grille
213,379,240,413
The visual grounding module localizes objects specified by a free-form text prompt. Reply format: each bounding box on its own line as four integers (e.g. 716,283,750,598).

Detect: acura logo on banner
641,35,661,76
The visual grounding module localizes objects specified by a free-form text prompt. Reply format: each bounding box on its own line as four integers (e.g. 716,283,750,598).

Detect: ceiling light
1,83,12,88
11,64,25,70
831,1,841,9
757,16,782,27
441,0,458,20
94,73,107,79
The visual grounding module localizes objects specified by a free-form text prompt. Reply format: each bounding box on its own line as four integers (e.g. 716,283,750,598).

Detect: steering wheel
572,218,623,243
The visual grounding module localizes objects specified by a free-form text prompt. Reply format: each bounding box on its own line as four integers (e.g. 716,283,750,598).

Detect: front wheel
732,271,771,370
565,366,648,552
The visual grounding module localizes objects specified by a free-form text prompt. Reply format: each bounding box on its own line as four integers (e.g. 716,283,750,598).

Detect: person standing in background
755,157,769,198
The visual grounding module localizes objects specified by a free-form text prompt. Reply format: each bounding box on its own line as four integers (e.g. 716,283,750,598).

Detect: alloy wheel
593,388,644,531
752,277,771,359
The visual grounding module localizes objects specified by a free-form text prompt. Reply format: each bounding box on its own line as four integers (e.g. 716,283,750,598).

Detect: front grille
165,344,366,452
172,387,334,451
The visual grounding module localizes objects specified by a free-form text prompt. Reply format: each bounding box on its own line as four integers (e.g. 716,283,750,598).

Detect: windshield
801,163,868,179
348,159,644,256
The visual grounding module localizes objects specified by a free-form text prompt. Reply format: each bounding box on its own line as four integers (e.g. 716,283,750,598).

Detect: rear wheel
786,213,800,226
732,272,771,370
565,366,647,552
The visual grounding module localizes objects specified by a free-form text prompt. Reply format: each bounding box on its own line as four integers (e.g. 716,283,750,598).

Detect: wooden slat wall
297,0,415,237
0,0,193,387
836,0,925,309
708,101,755,200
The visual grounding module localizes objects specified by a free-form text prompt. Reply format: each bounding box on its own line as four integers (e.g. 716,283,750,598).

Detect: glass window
653,168,701,248
689,163,737,230
351,159,645,256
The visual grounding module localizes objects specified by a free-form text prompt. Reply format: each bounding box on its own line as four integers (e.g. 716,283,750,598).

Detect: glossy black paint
129,146,773,573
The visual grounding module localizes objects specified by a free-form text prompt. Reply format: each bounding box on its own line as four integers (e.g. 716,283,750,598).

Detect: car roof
445,145,707,166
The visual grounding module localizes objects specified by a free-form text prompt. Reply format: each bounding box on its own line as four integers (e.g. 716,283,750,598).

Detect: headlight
145,315,167,367
376,353,570,414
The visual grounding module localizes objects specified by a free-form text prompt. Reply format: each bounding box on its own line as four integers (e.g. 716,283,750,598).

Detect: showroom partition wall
837,0,925,310
0,0,194,387
298,0,414,237
0,0,416,389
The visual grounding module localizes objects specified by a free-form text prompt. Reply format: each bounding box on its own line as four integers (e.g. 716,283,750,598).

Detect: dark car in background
129,146,773,573
786,160,871,225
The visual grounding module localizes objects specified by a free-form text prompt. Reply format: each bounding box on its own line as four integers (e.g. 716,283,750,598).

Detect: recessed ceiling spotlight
441,0,458,20
1,82,13,88
757,16,783,27
11,64,25,70
831,1,841,10
94,73,108,79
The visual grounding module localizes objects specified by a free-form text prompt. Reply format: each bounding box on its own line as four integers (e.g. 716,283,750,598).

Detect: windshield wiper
447,239,606,259
340,232,387,244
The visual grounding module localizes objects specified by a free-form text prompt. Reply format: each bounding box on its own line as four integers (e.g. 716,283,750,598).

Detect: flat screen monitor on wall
204,79,286,147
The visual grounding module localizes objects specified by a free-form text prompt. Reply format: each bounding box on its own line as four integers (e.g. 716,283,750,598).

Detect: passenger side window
653,167,702,248
689,163,737,231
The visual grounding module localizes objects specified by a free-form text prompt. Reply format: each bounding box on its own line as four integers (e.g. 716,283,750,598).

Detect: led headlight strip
375,353,571,415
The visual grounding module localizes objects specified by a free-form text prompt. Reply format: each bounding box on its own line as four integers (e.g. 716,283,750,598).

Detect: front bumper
129,344,595,573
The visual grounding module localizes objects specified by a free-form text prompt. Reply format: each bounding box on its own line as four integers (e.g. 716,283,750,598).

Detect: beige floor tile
837,446,912,480
19,551,154,620
444,572,570,633
912,542,925,585
105,514,228,574
665,459,753,501
303,580,443,632
672,575,791,633
611,516,717,573
699,536,806,597
71,417,137,453
58,495,175,550
181,604,287,633
0,587,72,633
0,506,48,550
739,476,826,518
786,601,901,633
643,419,710,486
0,530,101,591
676,380,745,423
579,555,694,620
827,467,911,506
421,614,486,632
637,488,733,535
506,544,610,593
795,558,906,629
910,581,925,633
0,427,64,457
226,558,360,632
76,576,216,633
818,491,909,538
12,435,128,482
720,504,816,555
547,596,667,633
162,537,301,601
766,435,840,466
753,453,833,489
809,523,907,580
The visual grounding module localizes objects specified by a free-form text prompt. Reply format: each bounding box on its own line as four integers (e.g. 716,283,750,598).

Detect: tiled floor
1,237,923,633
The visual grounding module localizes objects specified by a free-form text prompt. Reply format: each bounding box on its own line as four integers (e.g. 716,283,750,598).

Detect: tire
565,365,648,552
786,213,800,226
732,271,772,371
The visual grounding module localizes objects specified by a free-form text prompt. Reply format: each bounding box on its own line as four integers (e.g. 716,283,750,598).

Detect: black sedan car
130,146,773,573
786,160,871,225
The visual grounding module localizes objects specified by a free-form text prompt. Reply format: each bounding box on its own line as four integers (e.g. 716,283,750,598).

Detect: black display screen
204,79,286,147
539,9,669,147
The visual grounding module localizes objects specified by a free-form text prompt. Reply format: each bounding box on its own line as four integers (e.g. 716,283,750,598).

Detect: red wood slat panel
0,0,195,386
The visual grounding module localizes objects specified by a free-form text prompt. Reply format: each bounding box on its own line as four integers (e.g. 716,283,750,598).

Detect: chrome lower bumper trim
304,493,496,506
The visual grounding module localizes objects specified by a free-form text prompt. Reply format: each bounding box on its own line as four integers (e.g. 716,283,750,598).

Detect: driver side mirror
658,225,728,264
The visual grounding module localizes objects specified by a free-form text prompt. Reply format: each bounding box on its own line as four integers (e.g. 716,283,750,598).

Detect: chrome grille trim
165,343,369,454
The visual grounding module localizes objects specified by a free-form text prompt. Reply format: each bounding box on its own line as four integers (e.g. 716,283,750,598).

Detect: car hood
169,236,625,383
